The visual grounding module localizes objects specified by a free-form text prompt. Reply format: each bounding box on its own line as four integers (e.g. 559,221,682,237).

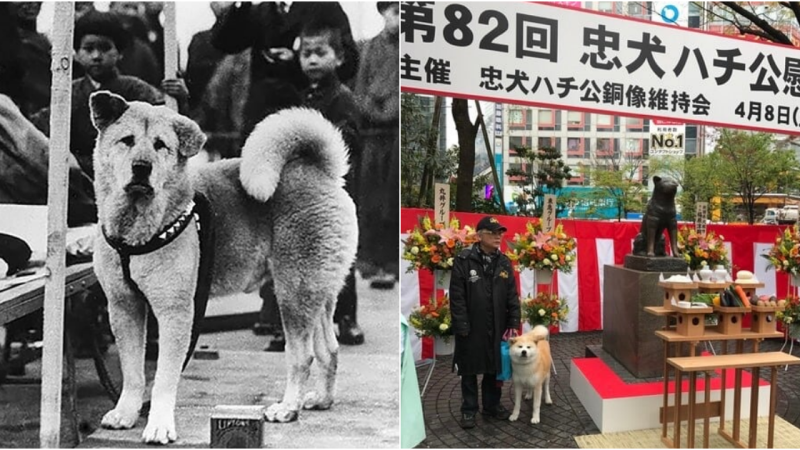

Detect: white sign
650,119,685,156
542,194,557,232
652,2,689,27
434,183,450,225
401,2,800,136
695,202,708,235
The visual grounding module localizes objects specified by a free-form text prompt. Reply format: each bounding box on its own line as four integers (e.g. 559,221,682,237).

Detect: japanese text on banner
401,1,800,135
695,202,708,236
434,183,450,226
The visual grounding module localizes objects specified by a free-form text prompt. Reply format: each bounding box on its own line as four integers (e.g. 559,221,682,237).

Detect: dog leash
102,192,215,372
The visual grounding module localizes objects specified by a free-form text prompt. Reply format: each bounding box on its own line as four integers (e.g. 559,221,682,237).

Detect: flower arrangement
676,226,729,270
522,292,569,327
408,295,452,341
505,219,576,273
777,296,800,337
402,216,477,272
763,224,800,275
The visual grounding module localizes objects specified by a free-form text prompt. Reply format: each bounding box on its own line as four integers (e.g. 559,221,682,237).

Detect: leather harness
102,193,215,370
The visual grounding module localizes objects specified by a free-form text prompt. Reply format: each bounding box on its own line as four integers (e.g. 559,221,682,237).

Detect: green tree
587,165,646,221
452,98,480,212
693,2,800,46
680,154,723,222
713,130,798,224
401,94,453,207
505,146,571,217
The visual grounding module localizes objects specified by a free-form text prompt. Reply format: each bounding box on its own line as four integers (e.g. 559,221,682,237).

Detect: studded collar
102,200,199,257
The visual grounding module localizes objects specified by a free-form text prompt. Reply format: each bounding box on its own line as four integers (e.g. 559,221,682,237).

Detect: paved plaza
415,332,800,448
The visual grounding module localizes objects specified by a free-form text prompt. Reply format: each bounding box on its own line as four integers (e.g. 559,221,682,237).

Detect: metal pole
163,2,178,112
40,2,74,447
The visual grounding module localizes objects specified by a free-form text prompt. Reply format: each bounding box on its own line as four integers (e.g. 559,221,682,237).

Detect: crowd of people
0,1,399,353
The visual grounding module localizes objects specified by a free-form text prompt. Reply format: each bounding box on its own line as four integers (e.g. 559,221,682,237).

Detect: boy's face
382,4,399,34
299,34,342,82
77,34,121,81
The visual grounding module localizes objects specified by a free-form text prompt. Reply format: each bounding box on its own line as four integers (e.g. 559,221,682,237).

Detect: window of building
509,136,526,156
509,109,525,127
597,1,613,13
625,138,643,157
567,111,584,130
627,2,642,15
538,109,554,126
567,137,584,157
625,117,644,131
596,138,615,157
596,114,614,130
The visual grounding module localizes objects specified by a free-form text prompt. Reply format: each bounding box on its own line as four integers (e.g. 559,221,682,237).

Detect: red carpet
574,356,770,399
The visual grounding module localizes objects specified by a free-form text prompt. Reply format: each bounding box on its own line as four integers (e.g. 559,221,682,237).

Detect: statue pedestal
623,254,688,272
602,264,687,378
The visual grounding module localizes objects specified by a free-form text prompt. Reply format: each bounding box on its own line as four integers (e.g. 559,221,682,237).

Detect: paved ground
0,275,399,448
415,331,800,448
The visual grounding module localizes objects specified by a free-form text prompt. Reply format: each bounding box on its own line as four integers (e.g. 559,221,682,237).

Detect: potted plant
401,216,477,288
408,294,454,355
677,226,730,278
521,292,569,334
505,218,576,284
763,224,800,287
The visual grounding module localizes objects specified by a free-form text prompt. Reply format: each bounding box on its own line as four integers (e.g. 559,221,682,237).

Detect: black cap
476,216,507,233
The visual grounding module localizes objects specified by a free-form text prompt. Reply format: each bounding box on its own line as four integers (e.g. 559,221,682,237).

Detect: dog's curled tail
531,325,550,342
239,107,350,202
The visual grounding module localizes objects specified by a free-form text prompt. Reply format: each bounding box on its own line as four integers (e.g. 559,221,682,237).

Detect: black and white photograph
0,1,400,447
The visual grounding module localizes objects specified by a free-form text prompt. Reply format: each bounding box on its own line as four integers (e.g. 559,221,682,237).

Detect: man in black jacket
450,216,520,429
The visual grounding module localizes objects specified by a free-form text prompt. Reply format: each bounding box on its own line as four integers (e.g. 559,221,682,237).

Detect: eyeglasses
481,230,505,237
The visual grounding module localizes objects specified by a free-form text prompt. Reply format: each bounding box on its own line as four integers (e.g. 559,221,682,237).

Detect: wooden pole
163,2,178,112
40,2,74,447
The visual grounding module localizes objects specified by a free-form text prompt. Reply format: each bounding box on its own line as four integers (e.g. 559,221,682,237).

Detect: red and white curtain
401,208,793,361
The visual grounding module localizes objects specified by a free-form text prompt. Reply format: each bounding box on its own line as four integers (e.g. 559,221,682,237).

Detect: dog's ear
653,175,662,184
171,115,206,158
509,337,517,346
89,91,129,131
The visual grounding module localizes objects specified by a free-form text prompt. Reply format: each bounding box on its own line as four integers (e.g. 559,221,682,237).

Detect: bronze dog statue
632,176,681,257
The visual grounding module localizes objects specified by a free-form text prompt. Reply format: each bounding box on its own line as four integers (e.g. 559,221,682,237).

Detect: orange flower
431,254,442,263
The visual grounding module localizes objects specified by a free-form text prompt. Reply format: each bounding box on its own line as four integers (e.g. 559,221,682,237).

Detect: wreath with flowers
401,216,478,272
505,218,576,273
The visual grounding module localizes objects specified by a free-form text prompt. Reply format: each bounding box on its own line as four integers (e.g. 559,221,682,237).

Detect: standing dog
90,91,357,444
508,325,552,424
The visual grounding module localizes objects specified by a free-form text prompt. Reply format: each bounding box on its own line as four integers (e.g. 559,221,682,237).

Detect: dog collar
103,200,198,256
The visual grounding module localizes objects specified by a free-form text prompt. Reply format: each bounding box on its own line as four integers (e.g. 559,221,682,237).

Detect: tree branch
720,1,793,44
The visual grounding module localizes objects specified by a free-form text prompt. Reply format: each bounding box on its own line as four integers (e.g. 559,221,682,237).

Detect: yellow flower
411,246,419,255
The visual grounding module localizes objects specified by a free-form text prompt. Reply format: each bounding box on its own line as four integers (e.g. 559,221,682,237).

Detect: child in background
31,10,188,179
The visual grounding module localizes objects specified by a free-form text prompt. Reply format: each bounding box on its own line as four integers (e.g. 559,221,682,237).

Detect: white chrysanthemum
411,246,419,255
538,309,546,316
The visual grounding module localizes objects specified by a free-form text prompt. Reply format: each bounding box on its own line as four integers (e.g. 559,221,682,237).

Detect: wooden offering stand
673,304,713,337
658,281,698,309
751,304,785,334
713,305,750,335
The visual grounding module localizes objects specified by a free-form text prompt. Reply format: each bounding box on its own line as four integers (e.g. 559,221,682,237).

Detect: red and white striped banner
402,208,793,361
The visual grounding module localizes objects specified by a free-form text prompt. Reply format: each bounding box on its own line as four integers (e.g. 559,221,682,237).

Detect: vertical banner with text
543,194,557,232
434,183,450,225
695,202,708,235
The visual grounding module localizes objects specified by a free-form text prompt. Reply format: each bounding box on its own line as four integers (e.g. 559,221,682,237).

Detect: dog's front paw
508,413,519,422
531,415,541,424
303,391,333,410
524,392,532,401
141,414,177,445
265,402,298,423
545,398,553,405
101,407,139,429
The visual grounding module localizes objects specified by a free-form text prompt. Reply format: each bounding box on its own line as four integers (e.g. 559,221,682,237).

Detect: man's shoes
337,315,365,345
460,412,476,429
482,404,511,420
